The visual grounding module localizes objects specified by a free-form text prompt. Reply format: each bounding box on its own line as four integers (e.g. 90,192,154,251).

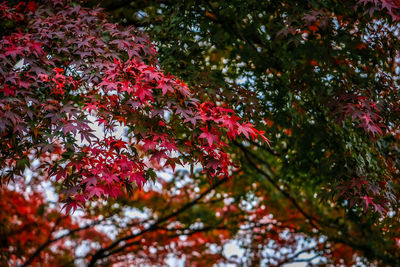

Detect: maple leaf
152,133,167,141
221,115,239,136
5,44,24,61
129,172,146,189
37,143,57,153
3,111,21,126
199,127,219,147
61,186,80,196
150,149,168,163
237,122,256,139
257,130,271,145
374,203,387,216
0,84,15,96
134,83,153,101
120,80,134,94
28,41,44,56
143,138,158,151
80,130,97,144
26,1,38,12
99,78,119,91
127,99,142,109
18,79,31,89
143,67,160,81
164,157,182,172
106,185,122,198
157,79,174,95
116,157,134,172
175,105,193,119
366,122,383,137
63,200,82,214
349,177,368,192
381,0,395,10
83,102,100,114
110,139,127,151
103,173,119,184
183,114,202,125
175,79,191,97
360,113,373,125
161,140,178,152
96,117,108,126
206,159,220,169
362,195,375,211
87,186,104,199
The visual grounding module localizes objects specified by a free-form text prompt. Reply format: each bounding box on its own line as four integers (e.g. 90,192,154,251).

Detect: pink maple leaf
87,186,104,199
130,172,146,189
362,195,375,211
199,127,219,147
237,122,256,139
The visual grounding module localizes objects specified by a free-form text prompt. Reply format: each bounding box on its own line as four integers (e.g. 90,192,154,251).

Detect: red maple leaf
237,122,256,139
87,186,104,199
199,127,219,147
135,83,153,101
129,172,146,189
0,84,15,96
362,195,375,211
157,79,174,95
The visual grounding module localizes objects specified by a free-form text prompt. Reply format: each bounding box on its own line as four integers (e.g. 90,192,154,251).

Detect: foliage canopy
1,0,400,266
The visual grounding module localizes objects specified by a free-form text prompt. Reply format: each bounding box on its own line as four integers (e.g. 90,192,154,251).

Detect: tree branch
233,140,321,230
87,177,228,266
21,215,110,267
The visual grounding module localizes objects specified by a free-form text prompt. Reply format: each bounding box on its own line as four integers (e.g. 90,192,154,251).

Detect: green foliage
97,0,400,264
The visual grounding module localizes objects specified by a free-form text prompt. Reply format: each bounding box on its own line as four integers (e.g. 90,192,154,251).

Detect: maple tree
0,0,267,211
1,0,400,266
